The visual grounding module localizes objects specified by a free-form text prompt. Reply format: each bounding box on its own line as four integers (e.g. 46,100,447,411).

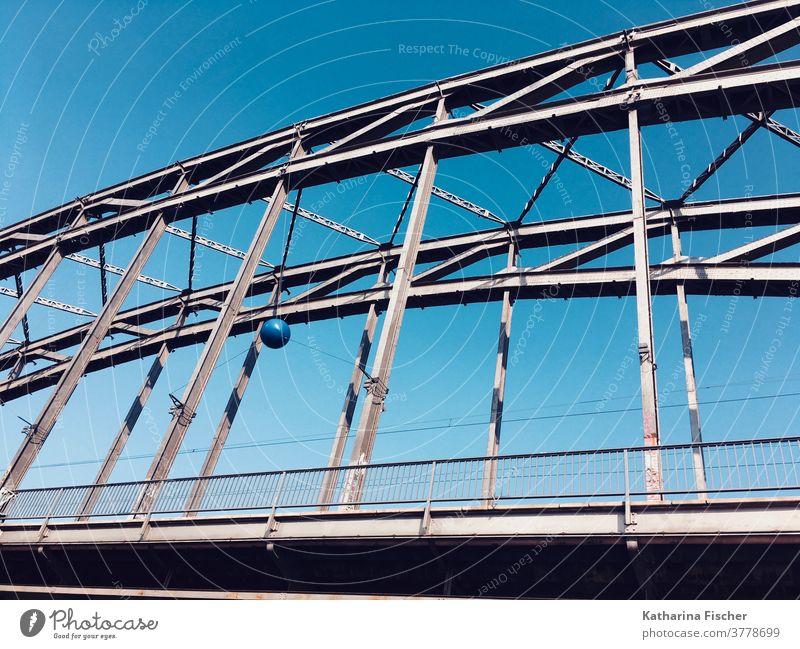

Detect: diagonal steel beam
668,15,800,78
414,240,509,283
66,253,180,292
165,225,274,268
670,220,707,495
197,141,291,188
530,226,634,272
0,286,97,318
318,264,389,510
321,97,440,154
540,140,664,203
0,209,172,491
518,137,578,222
679,113,772,203
481,243,516,506
473,52,620,119
137,142,305,506
271,200,380,246
385,168,505,225
343,99,447,506
515,69,623,223
183,329,263,517
0,211,88,350
655,57,800,152
703,221,800,263
77,307,190,520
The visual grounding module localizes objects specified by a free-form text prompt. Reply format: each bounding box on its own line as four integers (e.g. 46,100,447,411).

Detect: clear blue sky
1,0,799,489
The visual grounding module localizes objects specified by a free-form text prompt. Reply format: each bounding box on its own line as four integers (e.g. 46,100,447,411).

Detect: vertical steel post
343,99,447,504
77,307,190,520
670,220,707,496
625,47,662,500
0,210,172,491
623,449,632,526
138,141,304,511
318,266,386,510
0,210,88,350
481,242,516,506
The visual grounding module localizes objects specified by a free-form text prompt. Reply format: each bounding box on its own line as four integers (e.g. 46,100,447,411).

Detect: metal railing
1,436,799,523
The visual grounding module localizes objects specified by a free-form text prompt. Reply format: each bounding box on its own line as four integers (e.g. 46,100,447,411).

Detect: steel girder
2,0,797,253
1,260,798,403
2,1,800,281
2,190,800,394
3,59,800,281
1,0,800,495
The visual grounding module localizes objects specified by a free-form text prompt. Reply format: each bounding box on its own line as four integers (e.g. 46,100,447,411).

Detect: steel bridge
3,0,800,598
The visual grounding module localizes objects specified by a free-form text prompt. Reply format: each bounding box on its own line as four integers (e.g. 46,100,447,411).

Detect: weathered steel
670,221,707,495
626,47,662,498
318,267,388,509
343,99,447,504
481,242,517,505
77,308,190,520
139,142,305,507
183,328,264,515
0,211,87,349
0,210,171,491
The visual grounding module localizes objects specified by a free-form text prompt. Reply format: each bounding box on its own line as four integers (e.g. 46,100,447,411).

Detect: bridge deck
2,498,799,599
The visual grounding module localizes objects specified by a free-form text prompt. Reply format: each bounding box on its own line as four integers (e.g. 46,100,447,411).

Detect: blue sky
1,0,799,489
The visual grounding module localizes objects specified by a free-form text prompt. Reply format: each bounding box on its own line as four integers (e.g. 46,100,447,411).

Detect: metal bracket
637,343,652,365
363,376,389,408
168,394,196,427
621,89,641,111
21,422,44,445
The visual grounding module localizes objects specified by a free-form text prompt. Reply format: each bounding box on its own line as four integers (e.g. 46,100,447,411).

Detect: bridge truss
2,0,800,522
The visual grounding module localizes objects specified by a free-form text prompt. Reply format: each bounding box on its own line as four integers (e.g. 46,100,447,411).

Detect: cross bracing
0,0,800,509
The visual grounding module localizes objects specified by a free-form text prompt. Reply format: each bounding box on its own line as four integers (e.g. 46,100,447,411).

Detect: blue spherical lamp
260,318,291,349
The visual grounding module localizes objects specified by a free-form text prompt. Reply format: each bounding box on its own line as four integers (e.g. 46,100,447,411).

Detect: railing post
264,471,287,537
77,484,101,522
135,480,164,541
421,461,437,535
692,443,708,500
482,455,498,508
623,450,633,527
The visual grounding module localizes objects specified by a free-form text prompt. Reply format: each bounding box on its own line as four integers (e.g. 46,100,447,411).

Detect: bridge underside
1,499,799,599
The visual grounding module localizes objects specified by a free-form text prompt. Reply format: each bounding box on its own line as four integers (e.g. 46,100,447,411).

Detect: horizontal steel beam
2,261,798,402
2,500,800,546
2,0,794,249
3,56,800,279
3,191,800,376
